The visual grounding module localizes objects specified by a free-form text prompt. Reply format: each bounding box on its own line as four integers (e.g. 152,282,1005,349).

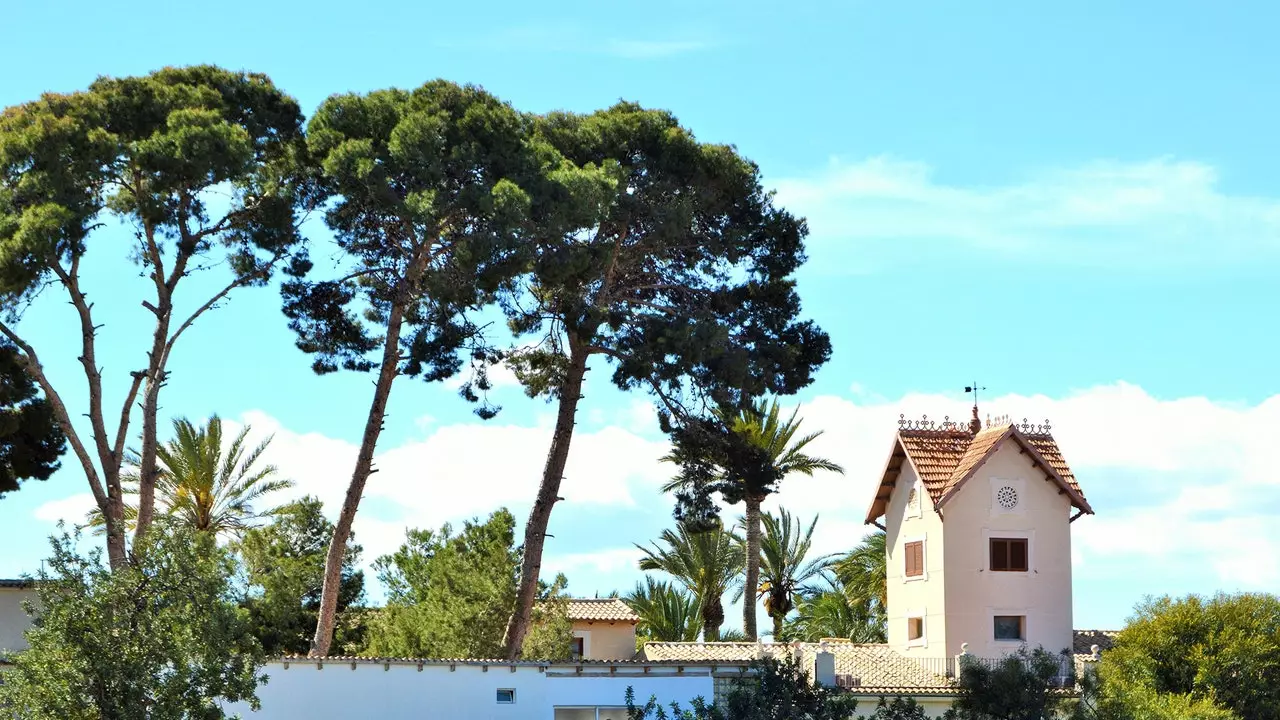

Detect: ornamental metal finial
964,383,985,434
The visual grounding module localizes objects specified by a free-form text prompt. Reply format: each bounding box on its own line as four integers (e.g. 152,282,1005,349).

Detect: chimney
814,650,836,687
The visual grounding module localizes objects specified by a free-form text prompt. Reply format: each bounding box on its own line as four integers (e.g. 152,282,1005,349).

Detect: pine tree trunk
133,305,171,545
743,495,762,641
309,300,406,657
102,475,127,570
502,345,589,660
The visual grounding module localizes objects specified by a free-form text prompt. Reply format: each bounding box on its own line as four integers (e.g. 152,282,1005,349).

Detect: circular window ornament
996,486,1019,510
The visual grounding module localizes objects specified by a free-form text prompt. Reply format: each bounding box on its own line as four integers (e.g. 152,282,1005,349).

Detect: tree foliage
85,415,292,539
0,340,64,495
282,79,560,655
0,65,312,566
501,101,831,657
1094,593,1279,720
624,576,702,643
636,522,743,641
362,508,571,659
0,526,264,719
858,697,931,720
782,573,886,644
832,530,888,637
238,496,366,656
625,655,858,720
943,647,1075,720
663,399,843,640
757,509,835,639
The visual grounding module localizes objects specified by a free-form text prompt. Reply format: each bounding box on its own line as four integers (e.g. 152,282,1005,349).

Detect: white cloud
33,493,96,525
545,547,645,576
775,156,1280,269
229,410,670,568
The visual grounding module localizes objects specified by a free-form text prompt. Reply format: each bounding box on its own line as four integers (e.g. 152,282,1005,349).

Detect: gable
865,419,1091,524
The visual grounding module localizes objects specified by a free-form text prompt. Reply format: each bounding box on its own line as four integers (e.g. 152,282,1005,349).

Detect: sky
1,0,1278,633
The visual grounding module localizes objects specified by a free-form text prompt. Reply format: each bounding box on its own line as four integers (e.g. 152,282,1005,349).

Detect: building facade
566,599,639,661
864,412,1092,659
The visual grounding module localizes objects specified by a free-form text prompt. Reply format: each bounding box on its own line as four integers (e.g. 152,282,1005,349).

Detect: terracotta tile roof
642,642,955,691
865,418,1092,524
1073,629,1119,654
566,598,639,623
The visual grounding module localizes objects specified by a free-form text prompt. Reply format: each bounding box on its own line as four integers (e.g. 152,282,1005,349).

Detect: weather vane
964,382,986,432
964,382,986,410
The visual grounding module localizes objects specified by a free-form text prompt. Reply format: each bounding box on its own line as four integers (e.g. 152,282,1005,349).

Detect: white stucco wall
0,586,37,655
223,661,716,720
940,440,1074,658
885,463,947,657
852,695,956,719
572,621,637,661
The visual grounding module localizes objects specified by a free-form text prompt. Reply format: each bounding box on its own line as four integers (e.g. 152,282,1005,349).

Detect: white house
566,598,640,661
865,410,1093,659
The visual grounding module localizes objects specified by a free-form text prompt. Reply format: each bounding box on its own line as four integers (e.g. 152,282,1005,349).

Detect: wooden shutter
990,539,1008,571
990,538,1028,571
905,541,923,577
1011,539,1028,571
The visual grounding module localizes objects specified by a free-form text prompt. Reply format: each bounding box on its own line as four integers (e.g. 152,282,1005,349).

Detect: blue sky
2,0,1278,633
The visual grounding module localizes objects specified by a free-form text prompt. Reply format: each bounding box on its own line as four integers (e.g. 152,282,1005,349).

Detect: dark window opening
990,538,1028,571
994,615,1025,641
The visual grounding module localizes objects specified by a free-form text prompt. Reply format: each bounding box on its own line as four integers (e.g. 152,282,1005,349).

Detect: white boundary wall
223,660,718,720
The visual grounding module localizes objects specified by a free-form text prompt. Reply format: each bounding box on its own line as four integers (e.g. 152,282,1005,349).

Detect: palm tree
782,574,887,643
663,399,843,640
756,509,835,639
636,523,744,641
86,415,291,539
833,530,888,635
623,577,700,643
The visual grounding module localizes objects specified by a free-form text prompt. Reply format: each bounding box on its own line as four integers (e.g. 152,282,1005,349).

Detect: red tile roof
865,417,1091,524
566,598,639,623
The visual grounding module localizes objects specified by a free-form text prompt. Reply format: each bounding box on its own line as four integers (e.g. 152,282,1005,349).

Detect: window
907,616,924,642
570,636,585,659
994,615,1025,641
904,540,924,578
990,538,1028,571
497,689,516,704
906,487,921,517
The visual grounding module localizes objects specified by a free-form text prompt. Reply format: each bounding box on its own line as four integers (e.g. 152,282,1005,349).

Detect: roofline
863,433,917,525
274,656,752,669
935,426,1093,515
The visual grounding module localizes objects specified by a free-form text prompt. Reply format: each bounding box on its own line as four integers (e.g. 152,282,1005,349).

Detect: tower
863,414,1091,658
